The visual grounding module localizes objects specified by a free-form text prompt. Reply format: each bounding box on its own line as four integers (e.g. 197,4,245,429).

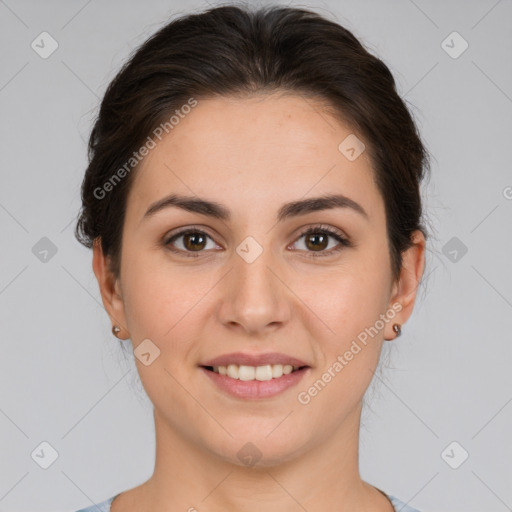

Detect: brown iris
304,232,328,251
183,232,207,251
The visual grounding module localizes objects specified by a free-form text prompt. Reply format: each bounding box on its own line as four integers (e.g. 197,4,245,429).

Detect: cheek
120,249,201,339
313,265,391,344
297,274,388,419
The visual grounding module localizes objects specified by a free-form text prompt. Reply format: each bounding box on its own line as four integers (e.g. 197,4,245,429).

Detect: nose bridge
218,240,290,333
235,247,276,298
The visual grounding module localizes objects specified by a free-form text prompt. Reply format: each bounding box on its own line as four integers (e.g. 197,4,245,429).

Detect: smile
204,363,303,381
200,365,310,399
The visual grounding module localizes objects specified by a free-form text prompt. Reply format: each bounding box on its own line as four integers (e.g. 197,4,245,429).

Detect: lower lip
200,367,310,399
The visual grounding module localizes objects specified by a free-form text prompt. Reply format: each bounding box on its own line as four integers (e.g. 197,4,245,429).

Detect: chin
214,434,310,469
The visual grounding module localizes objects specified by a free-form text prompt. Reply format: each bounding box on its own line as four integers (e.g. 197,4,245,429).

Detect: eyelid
293,224,349,243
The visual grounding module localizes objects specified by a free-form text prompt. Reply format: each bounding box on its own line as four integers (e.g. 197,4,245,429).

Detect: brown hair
75,4,431,283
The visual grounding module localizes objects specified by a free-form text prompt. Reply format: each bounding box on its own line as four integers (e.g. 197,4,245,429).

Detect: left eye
290,227,350,256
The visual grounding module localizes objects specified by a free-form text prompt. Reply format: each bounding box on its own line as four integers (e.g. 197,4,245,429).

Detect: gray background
0,0,511,511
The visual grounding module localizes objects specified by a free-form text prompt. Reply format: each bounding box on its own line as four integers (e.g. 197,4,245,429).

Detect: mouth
199,363,310,399
201,363,308,381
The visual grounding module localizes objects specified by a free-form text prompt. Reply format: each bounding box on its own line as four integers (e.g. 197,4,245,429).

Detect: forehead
127,92,381,221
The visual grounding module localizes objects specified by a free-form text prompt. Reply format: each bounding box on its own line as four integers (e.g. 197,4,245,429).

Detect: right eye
163,228,219,257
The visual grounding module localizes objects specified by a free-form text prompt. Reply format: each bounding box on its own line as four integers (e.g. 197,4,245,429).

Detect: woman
74,4,429,511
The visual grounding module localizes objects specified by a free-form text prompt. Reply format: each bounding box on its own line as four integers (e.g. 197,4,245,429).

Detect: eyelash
163,224,352,258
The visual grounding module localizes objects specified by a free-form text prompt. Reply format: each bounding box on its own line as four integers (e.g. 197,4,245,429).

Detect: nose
216,245,292,336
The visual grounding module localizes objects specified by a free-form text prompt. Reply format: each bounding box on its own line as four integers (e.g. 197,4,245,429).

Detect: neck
139,402,391,512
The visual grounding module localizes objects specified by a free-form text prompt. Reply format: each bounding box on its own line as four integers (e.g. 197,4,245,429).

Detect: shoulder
387,494,422,512
73,495,117,512
73,492,421,512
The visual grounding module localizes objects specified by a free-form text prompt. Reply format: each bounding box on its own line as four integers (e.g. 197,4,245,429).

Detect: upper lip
201,352,310,368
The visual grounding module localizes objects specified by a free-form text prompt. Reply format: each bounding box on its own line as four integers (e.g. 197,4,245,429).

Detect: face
94,92,425,467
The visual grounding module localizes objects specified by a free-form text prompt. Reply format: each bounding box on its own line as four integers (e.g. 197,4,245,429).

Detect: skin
93,92,425,512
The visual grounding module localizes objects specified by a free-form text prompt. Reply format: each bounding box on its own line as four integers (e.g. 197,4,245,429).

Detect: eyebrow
141,193,369,224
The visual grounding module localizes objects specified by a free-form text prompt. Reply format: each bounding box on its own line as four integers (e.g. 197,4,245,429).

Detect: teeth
227,364,238,379
239,365,255,381
212,364,299,381
272,364,283,378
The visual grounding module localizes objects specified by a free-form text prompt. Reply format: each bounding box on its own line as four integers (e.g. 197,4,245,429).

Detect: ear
386,230,426,340
92,238,129,339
